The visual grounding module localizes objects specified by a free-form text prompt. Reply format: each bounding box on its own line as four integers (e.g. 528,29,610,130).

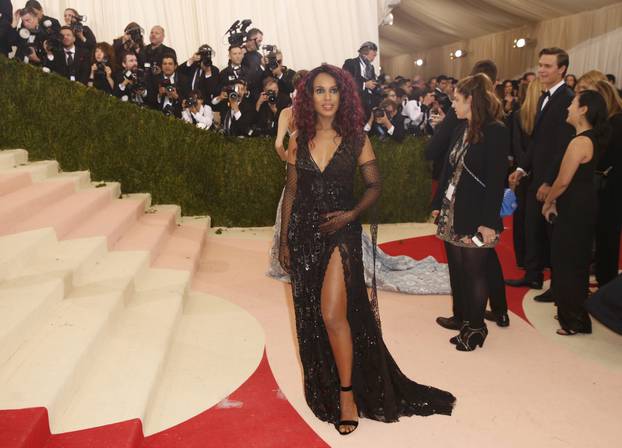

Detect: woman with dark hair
112,22,144,66
279,64,455,435
501,79,519,116
88,42,116,94
435,73,509,351
542,90,611,335
565,74,577,91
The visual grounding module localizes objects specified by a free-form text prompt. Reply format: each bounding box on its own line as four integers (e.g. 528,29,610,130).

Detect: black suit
242,50,263,99
150,72,189,118
178,61,220,103
0,0,13,56
367,113,406,143
139,43,177,68
222,97,256,137
342,56,377,115
74,25,96,52
518,83,575,282
52,46,91,84
426,107,462,185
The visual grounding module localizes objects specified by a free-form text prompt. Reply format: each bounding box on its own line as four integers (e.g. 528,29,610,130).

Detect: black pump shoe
335,385,359,435
455,324,488,351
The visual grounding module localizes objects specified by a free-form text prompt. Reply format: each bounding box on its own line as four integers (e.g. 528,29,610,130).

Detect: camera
95,58,108,75
224,84,241,101
160,78,176,94
124,68,146,91
262,45,279,71
265,89,278,105
225,19,252,47
197,44,214,66
162,104,175,117
186,97,198,108
372,107,386,118
124,25,144,52
69,14,87,34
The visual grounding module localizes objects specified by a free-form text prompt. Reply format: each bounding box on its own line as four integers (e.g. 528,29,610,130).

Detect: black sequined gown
279,138,456,424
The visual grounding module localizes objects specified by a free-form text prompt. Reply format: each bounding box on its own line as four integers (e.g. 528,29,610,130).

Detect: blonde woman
575,70,608,92
509,78,542,268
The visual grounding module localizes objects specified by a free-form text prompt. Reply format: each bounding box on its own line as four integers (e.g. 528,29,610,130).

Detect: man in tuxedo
426,59,511,330
434,75,452,114
113,52,149,106
139,25,177,73
364,99,406,143
150,53,188,118
51,26,91,84
342,41,379,116
179,45,220,104
219,79,256,137
242,27,264,100
506,48,575,301
213,45,246,115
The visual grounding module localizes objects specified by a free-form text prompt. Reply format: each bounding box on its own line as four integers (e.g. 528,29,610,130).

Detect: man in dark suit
265,49,295,98
212,45,246,115
426,59,511,330
149,53,188,118
342,41,379,116
51,26,91,84
242,28,264,100
253,76,285,137
506,48,575,301
220,79,256,137
0,0,13,56
113,52,149,106
434,75,453,114
139,25,176,73
364,99,406,143
179,45,220,104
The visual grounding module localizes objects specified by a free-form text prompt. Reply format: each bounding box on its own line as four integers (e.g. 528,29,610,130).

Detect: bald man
139,25,177,72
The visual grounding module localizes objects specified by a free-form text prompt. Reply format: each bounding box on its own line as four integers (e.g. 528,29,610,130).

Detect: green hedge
0,56,431,226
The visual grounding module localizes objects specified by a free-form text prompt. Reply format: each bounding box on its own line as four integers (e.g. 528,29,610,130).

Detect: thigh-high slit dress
279,138,456,424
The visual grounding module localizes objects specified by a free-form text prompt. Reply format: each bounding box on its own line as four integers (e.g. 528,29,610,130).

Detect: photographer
219,79,255,137
364,99,406,143
182,90,213,130
151,53,187,118
10,7,57,69
264,48,295,99
51,26,91,84
254,76,284,137
343,41,380,116
402,87,435,136
88,42,116,93
179,44,220,104
0,0,13,56
24,0,61,32
113,52,149,106
113,22,144,66
139,25,176,74
242,27,264,99
213,45,246,113
63,8,95,51
434,75,452,113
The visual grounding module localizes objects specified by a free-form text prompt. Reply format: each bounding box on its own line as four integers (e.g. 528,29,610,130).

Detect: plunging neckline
309,140,343,174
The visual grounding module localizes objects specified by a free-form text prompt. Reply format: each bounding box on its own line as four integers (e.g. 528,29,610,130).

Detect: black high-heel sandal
450,322,469,345
455,324,488,351
335,385,359,436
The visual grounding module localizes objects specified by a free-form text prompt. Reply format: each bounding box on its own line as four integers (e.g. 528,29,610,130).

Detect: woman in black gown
542,90,611,335
278,65,455,435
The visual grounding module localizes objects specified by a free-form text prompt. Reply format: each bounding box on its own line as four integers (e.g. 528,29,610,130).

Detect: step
12,184,120,239
0,179,77,236
9,161,59,182
113,206,179,262
149,204,182,223
45,419,143,448
65,195,150,249
0,228,57,282
8,236,108,294
0,149,29,165
0,252,151,420
0,407,51,448
53,269,189,434
55,171,92,190
0,151,18,170
124,193,152,211
0,278,66,367
0,171,32,196
153,217,210,273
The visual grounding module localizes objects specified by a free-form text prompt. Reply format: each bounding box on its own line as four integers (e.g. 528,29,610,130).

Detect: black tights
445,244,493,328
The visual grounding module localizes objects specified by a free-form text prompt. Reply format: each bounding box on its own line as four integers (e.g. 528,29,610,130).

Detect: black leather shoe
505,277,543,289
436,316,462,330
533,288,554,303
484,310,510,327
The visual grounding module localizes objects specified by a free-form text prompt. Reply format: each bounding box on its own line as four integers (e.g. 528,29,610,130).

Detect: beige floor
193,225,622,448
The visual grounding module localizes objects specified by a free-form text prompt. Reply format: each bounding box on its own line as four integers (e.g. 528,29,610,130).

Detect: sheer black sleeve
353,159,382,219
279,161,297,271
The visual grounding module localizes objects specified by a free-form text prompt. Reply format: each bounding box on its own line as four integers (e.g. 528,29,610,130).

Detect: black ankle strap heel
336,385,359,435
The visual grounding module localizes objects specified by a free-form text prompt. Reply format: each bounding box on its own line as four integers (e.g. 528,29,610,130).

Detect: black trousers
445,242,507,327
523,188,551,282
594,187,622,286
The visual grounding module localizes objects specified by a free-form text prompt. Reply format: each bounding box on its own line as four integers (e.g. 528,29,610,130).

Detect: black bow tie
541,90,550,98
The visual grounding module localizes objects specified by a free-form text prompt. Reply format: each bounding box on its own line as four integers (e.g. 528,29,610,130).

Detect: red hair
293,64,365,152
